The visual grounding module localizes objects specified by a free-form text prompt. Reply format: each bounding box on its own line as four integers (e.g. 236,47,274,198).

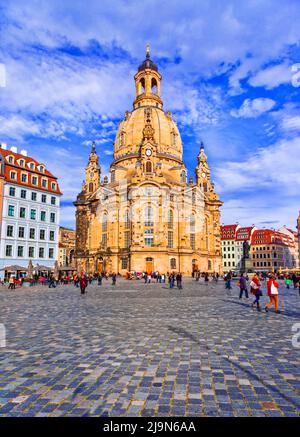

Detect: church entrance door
145,257,154,274
97,257,103,273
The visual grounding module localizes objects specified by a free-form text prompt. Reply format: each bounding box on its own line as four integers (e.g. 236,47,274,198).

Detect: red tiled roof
0,148,62,195
221,224,239,240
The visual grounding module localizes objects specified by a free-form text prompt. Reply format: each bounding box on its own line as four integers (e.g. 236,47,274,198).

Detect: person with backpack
265,274,280,313
250,273,262,311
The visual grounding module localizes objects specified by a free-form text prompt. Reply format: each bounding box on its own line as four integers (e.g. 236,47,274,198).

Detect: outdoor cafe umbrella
0,265,28,272
33,264,52,272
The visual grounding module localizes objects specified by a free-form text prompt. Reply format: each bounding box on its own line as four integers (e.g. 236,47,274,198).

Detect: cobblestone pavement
0,278,300,417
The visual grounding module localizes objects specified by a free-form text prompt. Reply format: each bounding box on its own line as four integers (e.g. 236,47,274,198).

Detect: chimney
10,146,17,153
0,143,7,150
20,150,28,156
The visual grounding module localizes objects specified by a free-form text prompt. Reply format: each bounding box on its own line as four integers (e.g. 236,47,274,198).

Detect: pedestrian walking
176,272,183,289
238,273,249,299
225,271,232,289
48,274,56,288
79,274,87,295
112,273,117,286
285,276,292,289
250,273,262,311
204,272,209,285
265,274,280,313
8,275,15,290
98,275,102,286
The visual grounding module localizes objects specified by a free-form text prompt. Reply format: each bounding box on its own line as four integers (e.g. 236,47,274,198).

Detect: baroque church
75,47,222,275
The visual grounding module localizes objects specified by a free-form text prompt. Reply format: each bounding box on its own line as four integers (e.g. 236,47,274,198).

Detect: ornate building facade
75,48,222,275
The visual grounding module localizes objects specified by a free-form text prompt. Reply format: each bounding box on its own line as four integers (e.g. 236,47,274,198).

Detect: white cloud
230,98,276,118
221,199,297,230
215,136,300,195
249,62,292,89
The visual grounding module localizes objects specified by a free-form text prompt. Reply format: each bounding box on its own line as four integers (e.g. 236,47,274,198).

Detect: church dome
113,106,183,161
113,46,183,164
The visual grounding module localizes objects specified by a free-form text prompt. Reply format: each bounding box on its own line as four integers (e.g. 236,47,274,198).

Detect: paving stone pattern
0,278,299,417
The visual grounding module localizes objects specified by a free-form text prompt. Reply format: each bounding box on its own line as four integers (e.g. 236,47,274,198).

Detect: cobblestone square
0,278,299,417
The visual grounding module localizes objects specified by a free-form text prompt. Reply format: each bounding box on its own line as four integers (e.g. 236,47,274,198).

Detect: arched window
144,206,154,227
181,170,186,183
205,217,208,250
208,259,212,271
145,161,152,173
140,78,145,94
170,258,176,269
190,215,196,250
168,209,173,229
89,182,94,193
102,213,108,248
124,210,130,229
151,78,157,94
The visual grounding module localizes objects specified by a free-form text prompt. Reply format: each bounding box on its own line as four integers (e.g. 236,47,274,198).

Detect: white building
0,144,61,278
278,226,299,269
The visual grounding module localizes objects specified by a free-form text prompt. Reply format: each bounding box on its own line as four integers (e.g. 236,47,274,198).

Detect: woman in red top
251,273,262,311
265,274,280,313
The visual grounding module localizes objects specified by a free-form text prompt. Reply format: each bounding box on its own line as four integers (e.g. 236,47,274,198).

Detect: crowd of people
3,269,300,312
224,270,300,314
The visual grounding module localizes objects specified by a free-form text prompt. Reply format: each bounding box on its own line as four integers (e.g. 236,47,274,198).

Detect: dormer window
39,165,45,173
7,156,14,164
28,162,35,170
19,159,25,167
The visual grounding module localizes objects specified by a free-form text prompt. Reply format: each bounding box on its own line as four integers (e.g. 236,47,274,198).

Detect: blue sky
0,0,300,230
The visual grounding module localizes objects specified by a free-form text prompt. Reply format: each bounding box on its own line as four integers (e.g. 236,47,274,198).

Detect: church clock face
202,172,206,178
145,148,152,157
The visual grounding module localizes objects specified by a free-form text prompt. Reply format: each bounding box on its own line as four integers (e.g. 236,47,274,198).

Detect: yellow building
74,47,222,275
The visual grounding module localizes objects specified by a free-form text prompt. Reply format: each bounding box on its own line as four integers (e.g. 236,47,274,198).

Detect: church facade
74,48,223,275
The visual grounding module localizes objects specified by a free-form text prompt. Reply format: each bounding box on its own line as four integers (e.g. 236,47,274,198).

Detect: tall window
124,210,130,248
144,206,154,247
144,229,154,247
7,225,14,237
144,206,154,227
167,209,174,248
168,231,174,248
190,215,196,250
28,247,34,258
205,218,208,249
168,209,174,229
8,205,15,217
170,258,176,269
181,170,186,183
102,214,108,248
